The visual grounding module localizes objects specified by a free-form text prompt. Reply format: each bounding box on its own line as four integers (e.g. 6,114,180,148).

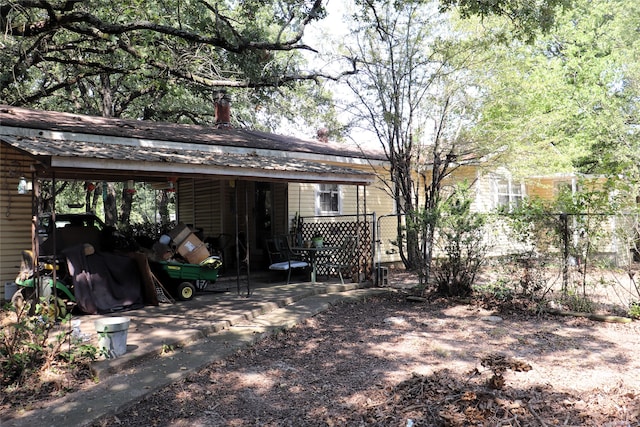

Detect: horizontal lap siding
177,178,222,238
0,144,34,299
194,179,221,237
272,182,288,236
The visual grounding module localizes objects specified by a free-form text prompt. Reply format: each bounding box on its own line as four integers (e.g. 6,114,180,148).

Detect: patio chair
266,236,309,285
324,235,358,284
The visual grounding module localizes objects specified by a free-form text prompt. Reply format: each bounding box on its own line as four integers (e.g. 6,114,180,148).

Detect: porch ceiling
1,134,375,185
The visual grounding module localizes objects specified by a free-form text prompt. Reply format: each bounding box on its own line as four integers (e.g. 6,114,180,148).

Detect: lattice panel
299,218,373,282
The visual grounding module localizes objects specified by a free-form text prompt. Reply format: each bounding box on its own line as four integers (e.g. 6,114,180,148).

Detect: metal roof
0,105,383,185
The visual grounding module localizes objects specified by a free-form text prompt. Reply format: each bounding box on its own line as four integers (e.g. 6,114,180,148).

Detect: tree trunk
104,182,118,226
157,190,171,225
100,74,113,117
91,183,101,213
120,187,134,226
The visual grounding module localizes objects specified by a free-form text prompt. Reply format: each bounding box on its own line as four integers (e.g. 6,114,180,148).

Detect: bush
0,297,98,392
628,301,640,319
473,279,514,302
434,184,489,297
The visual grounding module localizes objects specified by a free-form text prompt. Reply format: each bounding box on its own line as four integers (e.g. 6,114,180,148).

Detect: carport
0,106,375,301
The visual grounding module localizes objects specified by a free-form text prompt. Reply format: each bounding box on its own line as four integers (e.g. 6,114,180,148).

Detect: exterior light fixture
17,177,32,194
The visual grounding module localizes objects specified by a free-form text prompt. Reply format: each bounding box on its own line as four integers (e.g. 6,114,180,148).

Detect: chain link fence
376,211,640,312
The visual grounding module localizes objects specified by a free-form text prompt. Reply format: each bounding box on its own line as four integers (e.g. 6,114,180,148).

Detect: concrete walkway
3,277,387,427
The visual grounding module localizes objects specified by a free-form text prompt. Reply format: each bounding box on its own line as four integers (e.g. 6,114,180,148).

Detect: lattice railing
297,214,374,282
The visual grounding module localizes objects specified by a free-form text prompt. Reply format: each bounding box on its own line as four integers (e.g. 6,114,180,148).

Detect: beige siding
472,171,495,213
288,182,317,219
368,176,399,264
0,144,34,300
288,164,394,220
527,177,556,200
177,178,234,236
287,166,399,264
176,179,194,226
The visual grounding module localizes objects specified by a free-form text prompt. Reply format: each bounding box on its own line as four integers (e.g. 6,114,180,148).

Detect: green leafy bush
434,184,489,297
1,297,97,393
628,301,640,319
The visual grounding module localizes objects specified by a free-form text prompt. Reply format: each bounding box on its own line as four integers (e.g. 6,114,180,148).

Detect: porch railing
295,214,374,282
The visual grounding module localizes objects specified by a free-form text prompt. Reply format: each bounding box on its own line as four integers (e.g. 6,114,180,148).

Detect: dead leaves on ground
480,352,532,390
358,353,635,426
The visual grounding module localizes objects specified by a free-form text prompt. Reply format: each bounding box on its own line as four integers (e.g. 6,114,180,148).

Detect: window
554,181,576,196
316,184,340,215
493,176,524,209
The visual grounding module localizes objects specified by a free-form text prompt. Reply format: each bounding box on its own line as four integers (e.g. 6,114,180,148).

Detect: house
374,155,628,267
0,105,393,300
449,165,627,261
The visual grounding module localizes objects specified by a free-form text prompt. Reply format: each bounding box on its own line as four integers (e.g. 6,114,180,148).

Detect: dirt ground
3,270,640,426
83,275,640,427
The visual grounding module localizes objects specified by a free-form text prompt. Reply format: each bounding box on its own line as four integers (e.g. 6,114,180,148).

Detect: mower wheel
177,282,196,301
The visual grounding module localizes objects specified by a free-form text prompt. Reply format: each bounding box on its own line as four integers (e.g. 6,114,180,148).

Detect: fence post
561,212,569,293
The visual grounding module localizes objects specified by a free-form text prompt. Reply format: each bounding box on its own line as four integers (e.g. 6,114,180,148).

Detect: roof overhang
0,133,375,186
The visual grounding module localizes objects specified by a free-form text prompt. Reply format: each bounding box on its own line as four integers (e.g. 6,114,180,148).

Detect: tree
0,0,572,122
470,0,640,180
434,182,488,296
0,0,354,128
341,0,495,292
330,0,571,294
437,0,572,40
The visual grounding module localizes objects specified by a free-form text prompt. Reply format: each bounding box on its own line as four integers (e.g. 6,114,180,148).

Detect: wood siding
288,165,398,264
0,144,34,299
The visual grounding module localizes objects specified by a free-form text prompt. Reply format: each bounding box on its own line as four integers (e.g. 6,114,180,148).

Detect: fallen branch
547,309,632,323
527,403,549,427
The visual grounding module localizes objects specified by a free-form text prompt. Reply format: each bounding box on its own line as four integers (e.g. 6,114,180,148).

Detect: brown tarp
63,245,144,314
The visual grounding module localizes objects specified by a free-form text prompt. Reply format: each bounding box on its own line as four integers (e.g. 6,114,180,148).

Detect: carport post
50,173,58,303
234,182,252,296
244,185,250,297
30,170,43,304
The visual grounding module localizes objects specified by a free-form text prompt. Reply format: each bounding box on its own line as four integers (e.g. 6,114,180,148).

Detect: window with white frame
316,183,340,215
493,175,524,209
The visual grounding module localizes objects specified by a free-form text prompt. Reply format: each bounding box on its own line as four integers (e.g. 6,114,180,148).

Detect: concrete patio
3,275,387,427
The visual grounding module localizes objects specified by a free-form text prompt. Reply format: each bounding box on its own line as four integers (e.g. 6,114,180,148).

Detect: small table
292,246,338,282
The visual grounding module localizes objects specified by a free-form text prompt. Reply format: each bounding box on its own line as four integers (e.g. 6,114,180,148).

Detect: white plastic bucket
94,317,130,358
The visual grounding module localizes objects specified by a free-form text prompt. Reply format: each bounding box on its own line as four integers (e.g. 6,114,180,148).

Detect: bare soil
3,270,640,426
85,275,640,427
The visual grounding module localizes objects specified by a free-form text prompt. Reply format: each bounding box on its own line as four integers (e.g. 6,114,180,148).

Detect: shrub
0,297,98,391
434,184,489,297
628,301,640,319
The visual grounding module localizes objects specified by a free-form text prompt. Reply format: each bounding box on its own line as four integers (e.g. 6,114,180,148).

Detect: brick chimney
214,91,232,129
317,127,329,142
